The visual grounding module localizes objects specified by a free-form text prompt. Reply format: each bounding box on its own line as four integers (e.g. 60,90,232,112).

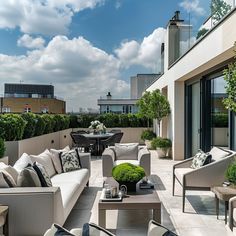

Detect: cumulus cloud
17,34,45,49
0,0,104,36
115,28,166,72
0,36,129,111
179,0,206,16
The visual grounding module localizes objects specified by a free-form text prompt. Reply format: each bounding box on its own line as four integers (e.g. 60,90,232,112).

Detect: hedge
0,113,149,141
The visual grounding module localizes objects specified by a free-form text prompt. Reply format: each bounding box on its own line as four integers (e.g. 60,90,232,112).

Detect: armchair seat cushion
174,168,192,184
115,160,140,166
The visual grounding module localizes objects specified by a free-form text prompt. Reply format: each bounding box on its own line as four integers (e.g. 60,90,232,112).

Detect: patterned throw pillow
147,220,177,236
59,149,81,173
33,162,52,187
44,224,76,236
82,223,115,236
191,149,211,169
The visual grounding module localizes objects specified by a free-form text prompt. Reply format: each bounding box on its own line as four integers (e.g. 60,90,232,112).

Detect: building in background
98,73,159,114
1,83,66,114
130,74,160,99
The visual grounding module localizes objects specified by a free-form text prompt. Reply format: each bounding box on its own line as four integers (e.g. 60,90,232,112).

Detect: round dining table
82,132,114,156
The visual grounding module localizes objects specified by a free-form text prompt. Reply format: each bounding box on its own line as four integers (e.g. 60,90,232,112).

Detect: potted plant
225,162,236,185
141,130,156,149
112,163,146,192
151,137,172,158
0,138,7,164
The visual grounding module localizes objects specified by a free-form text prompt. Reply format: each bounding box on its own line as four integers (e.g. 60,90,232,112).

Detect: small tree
223,42,236,112
211,0,231,24
137,89,171,136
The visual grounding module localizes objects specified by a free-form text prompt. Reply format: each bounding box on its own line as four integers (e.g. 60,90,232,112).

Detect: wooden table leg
153,208,161,224
99,209,106,228
215,194,219,219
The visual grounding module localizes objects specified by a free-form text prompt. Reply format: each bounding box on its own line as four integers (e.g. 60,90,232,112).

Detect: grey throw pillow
147,220,177,236
82,223,115,236
59,149,81,173
0,170,16,187
191,149,211,169
17,165,41,187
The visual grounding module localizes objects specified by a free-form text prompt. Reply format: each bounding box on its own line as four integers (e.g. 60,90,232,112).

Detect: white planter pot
0,156,9,165
144,140,152,149
156,148,167,158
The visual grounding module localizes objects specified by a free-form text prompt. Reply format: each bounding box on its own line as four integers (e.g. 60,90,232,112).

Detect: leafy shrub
41,114,54,134
34,115,46,136
0,138,6,158
225,162,236,184
151,137,172,149
196,28,208,39
141,130,156,141
53,114,64,132
0,114,26,141
61,115,70,130
212,113,228,127
21,113,37,139
69,115,78,128
112,163,145,183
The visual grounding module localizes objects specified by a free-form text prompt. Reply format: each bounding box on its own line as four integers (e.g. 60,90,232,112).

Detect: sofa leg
86,181,89,187
172,175,175,196
182,187,185,212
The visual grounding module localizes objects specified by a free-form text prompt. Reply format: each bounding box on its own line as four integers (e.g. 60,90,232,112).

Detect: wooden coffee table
98,188,161,228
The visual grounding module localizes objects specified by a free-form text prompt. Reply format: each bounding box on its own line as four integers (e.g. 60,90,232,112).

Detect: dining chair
100,132,123,150
70,133,96,152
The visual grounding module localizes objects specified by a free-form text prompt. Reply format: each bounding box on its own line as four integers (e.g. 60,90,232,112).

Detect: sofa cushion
33,162,52,187
59,149,81,173
82,223,115,236
115,143,139,160
209,147,230,161
0,170,16,187
191,149,211,169
30,150,56,178
147,220,177,236
50,146,70,174
0,163,18,183
174,168,193,184
17,165,41,187
115,160,140,167
14,153,33,172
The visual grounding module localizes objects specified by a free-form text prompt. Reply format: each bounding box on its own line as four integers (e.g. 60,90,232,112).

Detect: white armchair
102,144,151,178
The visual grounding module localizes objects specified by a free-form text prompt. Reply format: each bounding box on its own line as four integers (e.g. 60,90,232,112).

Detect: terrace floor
64,151,233,236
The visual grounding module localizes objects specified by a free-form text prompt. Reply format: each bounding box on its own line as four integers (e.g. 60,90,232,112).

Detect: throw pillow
115,143,139,160
13,153,33,172
50,146,70,174
30,149,56,178
17,165,41,187
33,162,52,187
82,223,115,236
0,170,16,187
147,220,177,236
59,149,81,173
209,147,231,161
0,163,18,183
191,149,211,169
44,223,76,236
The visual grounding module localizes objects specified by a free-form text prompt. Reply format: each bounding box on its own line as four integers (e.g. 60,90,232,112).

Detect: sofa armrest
138,148,151,176
184,155,235,187
79,152,91,176
102,148,115,177
0,187,64,236
229,196,236,231
173,158,193,169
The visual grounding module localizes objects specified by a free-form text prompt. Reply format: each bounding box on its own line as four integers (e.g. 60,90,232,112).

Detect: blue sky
0,0,211,111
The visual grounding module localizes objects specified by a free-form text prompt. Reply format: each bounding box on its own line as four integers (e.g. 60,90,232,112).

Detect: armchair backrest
113,143,139,161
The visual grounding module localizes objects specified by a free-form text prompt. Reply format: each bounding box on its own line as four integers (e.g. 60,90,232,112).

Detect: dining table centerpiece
89,120,106,134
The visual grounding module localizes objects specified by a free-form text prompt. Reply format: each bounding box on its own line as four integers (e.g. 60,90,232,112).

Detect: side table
0,205,8,236
211,186,236,224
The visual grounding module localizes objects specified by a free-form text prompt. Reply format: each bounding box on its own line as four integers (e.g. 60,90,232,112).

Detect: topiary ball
112,163,145,183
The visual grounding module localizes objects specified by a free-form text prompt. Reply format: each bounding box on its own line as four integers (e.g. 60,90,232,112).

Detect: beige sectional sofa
0,149,91,236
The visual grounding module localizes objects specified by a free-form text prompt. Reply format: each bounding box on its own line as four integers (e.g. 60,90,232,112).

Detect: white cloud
115,28,166,72
17,34,45,49
179,0,206,16
0,36,129,111
115,1,122,9
0,0,104,36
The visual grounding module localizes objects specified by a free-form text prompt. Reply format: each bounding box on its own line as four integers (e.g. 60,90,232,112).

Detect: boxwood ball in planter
225,161,236,185
112,163,145,192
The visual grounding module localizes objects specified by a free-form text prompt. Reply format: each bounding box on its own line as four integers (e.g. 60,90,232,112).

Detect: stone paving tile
65,151,233,236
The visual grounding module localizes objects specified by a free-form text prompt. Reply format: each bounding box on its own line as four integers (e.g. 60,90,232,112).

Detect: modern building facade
97,92,138,114
1,83,66,114
147,8,236,160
